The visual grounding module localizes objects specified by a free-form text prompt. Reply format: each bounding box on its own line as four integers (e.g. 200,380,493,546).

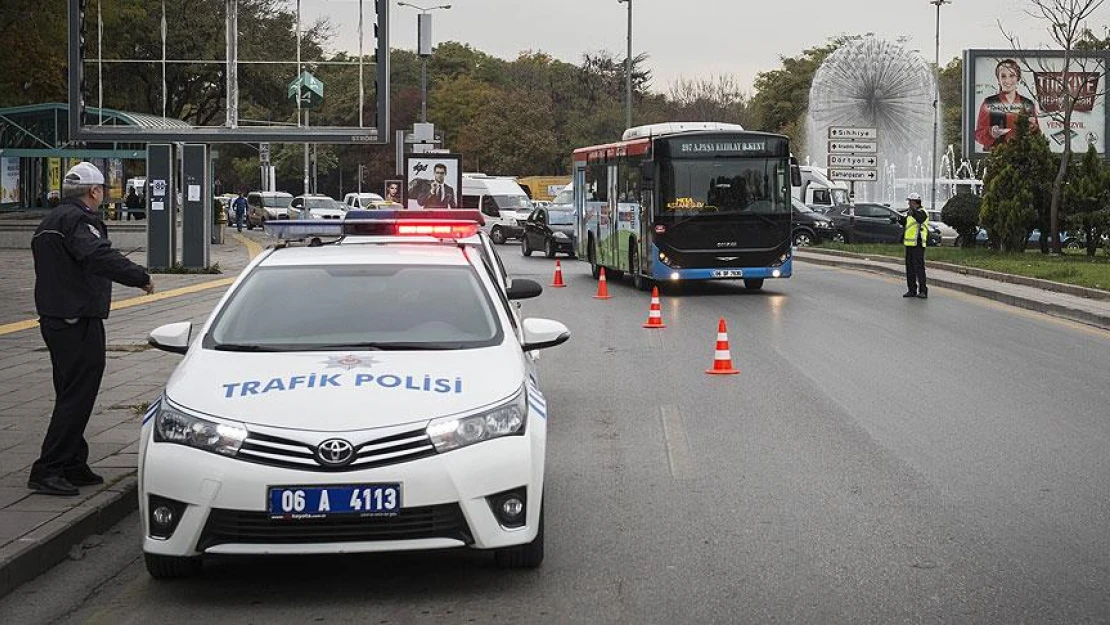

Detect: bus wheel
630,246,649,291
589,239,601,279
490,227,506,245
744,278,764,291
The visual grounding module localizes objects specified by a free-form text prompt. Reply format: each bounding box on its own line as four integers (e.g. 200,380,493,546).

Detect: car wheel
544,238,556,258
490,227,506,245
830,231,846,244
494,505,544,569
144,553,202,579
744,278,764,291
521,235,532,257
793,230,814,247
589,238,601,279
1065,238,1081,250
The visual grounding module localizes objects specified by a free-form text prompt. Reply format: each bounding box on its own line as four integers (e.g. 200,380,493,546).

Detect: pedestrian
124,185,142,220
232,191,249,232
899,192,930,299
29,162,155,496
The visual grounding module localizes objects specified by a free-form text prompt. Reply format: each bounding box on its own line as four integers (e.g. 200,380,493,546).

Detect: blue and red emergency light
263,209,486,240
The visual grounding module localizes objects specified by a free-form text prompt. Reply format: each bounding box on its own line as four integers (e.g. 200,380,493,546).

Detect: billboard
404,154,462,210
0,157,20,204
964,49,1108,159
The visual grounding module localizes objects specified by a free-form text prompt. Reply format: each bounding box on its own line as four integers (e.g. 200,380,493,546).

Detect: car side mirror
506,278,543,300
521,318,571,351
148,321,192,354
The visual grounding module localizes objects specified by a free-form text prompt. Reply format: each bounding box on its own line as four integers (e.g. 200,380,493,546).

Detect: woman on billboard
975,59,1041,151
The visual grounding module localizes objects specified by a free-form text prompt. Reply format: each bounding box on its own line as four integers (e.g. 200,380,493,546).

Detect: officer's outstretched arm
66,215,151,288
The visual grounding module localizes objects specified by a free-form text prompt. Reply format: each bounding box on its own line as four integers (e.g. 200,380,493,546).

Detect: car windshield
357,195,384,207
263,196,292,208
206,264,502,351
303,198,337,209
547,209,574,226
660,158,788,217
493,195,534,210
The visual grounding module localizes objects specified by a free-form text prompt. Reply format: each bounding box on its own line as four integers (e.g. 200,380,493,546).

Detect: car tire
144,553,202,579
830,231,846,244
544,239,556,258
792,229,814,247
589,238,601,279
490,227,506,245
744,278,764,291
494,505,544,569
521,235,532,257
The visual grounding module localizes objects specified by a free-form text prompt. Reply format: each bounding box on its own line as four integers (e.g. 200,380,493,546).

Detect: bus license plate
268,484,401,519
712,270,743,278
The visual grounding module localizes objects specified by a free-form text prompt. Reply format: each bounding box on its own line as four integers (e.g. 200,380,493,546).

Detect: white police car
140,211,568,578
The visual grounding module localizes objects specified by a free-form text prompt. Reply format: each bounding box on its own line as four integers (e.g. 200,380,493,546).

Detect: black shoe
28,475,79,496
916,292,928,299
903,292,917,298
64,467,105,486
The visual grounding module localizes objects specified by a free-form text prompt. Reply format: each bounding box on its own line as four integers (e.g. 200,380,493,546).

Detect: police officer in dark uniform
898,192,930,299
29,162,155,496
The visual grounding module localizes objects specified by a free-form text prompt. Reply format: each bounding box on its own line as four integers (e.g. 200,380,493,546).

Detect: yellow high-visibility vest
903,212,930,247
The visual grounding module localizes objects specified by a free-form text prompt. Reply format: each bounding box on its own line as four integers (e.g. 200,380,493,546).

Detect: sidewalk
0,237,1107,599
0,227,263,598
795,248,1110,331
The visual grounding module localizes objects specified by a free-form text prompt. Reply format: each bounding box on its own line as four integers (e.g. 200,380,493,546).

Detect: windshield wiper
212,343,285,352
303,342,460,351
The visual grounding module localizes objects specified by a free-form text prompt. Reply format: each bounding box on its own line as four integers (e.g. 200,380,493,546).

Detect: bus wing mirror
640,162,655,189
789,159,802,188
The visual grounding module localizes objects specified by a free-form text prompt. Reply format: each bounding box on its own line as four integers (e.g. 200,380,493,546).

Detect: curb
0,475,138,599
796,250,1110,331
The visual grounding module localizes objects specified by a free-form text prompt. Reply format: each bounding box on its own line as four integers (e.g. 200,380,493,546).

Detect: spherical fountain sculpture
806,36,938,204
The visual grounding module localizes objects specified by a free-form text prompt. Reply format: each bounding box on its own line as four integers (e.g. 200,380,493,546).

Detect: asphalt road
2,250,1108,625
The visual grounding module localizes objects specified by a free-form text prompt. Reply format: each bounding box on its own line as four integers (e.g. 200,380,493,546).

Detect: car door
876,206,905,243
852,204,885,243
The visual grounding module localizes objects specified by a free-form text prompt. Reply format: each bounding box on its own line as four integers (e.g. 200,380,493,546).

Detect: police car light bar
263,209,486,241
263,220,344,240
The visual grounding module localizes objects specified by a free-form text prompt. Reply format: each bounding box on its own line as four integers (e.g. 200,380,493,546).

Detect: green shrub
941,190,982,248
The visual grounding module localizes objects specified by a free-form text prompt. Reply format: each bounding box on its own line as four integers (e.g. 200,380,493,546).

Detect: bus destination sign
678,141,768,154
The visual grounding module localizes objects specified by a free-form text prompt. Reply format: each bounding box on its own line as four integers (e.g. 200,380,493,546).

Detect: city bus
573,122,798,291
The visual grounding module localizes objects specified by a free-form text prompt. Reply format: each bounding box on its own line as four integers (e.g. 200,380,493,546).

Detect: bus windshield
660,158,787,218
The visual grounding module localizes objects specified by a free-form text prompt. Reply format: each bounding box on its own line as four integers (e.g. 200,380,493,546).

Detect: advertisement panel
0,157,20,204
107,158,124,201
965,50,1108,159
403,154,461,210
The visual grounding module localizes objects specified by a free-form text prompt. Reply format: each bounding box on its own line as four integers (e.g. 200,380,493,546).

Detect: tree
0,0,67,107
1063,144,1110,256
455,88,558,175
937,57,963,152
980,116,1053,252
1008,0,1108,253
665,75,753,127
941,189,982,248
748,38,854,139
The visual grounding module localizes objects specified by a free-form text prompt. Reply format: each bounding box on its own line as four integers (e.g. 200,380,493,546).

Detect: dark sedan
791,198,842,246
824,203,941,246
521,207,576,258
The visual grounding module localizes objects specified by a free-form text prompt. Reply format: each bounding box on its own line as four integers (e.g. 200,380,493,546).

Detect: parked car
341,192,387,209
790,198,841,246
521,206,577,258
289,194,344,220
823,203,941,245
926,210,958,246
246,191,294,229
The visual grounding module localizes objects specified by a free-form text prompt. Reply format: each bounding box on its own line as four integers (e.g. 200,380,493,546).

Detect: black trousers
905,246,927,295
31,317,106,480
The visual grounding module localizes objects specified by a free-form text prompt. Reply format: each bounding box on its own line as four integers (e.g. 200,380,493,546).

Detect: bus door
604,163,621,269
638,161,655,277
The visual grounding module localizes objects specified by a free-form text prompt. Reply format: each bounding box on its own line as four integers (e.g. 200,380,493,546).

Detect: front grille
666,245,789,269
236,428,437,472
198,503,472,550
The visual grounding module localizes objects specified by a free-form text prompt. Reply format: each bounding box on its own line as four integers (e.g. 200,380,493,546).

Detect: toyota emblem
316,439,355,466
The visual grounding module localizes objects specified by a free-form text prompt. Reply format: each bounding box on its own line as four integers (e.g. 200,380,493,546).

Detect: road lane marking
660,405,694,480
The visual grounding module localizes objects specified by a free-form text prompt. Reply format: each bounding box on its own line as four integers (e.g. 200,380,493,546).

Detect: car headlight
426,388,526,453
553,231,569,239
154,403,248,457
814,221,831,228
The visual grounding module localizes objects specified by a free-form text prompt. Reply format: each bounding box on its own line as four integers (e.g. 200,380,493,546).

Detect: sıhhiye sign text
828,127,878,140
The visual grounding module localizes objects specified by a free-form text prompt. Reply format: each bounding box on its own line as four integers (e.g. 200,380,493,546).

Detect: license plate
268,484,401,519
711,269,743,278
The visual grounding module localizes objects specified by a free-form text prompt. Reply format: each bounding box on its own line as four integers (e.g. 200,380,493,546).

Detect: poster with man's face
404,154,462,210
965,50,1106,158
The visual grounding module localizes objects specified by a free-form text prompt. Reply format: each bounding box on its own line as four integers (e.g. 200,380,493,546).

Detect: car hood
164,344,525,432
309,209,346,219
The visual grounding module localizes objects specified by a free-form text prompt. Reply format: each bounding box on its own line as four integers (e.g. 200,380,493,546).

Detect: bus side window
461,194,479,209
481,196,500,217
587,163,608,202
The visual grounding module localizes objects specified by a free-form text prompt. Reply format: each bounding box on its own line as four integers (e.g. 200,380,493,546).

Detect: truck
792,166,851,211
517,176,571,203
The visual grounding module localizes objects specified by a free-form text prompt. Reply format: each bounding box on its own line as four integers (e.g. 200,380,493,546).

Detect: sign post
827,127,879,199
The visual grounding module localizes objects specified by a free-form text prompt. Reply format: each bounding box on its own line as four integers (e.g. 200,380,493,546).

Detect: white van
460,174,534,244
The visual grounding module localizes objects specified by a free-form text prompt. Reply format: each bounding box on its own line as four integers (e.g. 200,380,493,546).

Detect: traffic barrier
642,286,666,328
705,317,740,375
551,260,567,288
594,267,612,299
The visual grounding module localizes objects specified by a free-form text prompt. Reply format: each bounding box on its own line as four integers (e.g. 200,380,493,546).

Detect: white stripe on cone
715,350,731,359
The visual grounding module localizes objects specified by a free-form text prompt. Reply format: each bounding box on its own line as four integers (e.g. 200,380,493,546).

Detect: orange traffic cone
594,267,612,299
551,260,567,288
642,286,666,328
705,317,740,375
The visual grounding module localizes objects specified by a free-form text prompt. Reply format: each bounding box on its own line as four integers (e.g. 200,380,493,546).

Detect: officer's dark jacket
32,198,151,319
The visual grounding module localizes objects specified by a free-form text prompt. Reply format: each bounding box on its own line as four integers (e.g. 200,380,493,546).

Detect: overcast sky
305,0,1110,94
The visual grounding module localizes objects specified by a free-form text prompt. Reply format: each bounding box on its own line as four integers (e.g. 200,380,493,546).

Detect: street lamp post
398,2,451,124
617,0,633,130
929,0,951,214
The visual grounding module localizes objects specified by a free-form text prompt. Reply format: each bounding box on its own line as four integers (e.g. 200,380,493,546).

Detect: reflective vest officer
29,162,155,496
898,192,930,299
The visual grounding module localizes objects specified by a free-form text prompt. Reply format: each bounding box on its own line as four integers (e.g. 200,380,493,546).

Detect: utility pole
618,0,633,130
929,0,951,213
